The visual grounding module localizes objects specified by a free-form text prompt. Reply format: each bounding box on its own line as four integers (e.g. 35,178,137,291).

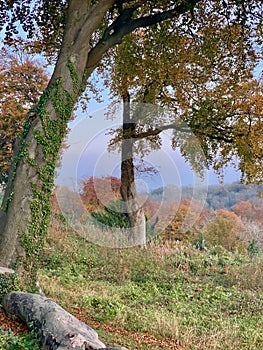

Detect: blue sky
55,99,241,192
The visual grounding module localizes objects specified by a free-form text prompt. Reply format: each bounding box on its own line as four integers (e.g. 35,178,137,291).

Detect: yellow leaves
96,1,263,186
134,28,146,40
215,209,239,221
204,209,242,251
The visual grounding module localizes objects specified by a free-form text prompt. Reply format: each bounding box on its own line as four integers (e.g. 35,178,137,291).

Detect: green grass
35,216,263,350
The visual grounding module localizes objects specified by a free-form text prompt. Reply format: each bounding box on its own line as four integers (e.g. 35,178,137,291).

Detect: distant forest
149,182,263,210
2,181,262,211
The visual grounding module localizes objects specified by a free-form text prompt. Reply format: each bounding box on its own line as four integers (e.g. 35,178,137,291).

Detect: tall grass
37,214,263,350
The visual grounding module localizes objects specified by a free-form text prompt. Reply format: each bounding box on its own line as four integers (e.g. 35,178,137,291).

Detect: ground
0,307,28,334
0,306,186,349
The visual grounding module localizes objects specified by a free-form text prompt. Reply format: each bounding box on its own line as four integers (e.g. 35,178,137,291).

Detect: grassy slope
35,214,263,350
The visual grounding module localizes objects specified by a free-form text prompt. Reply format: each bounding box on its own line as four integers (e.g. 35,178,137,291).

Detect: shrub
91,200,130,228
204,210,245,251
247,239,260,256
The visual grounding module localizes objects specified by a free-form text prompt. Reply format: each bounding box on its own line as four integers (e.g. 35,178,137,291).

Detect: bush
247,239,260,256
91,200,130,228
204,210,246,251
91,200,161,241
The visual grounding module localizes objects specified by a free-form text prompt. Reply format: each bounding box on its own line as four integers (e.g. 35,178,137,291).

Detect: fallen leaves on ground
73,307,188,350
0,306,188,349
0,308,29,334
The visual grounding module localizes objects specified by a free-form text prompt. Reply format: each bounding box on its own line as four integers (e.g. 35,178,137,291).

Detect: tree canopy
0,44,48,184
101,1,263,183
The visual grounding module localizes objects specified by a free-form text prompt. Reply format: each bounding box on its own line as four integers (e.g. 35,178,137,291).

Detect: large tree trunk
0,0,115,281
2,292,127,350
0,0,197,277
120,92,146,246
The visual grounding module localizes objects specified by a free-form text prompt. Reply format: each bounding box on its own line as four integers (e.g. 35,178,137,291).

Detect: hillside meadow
1,210,262,350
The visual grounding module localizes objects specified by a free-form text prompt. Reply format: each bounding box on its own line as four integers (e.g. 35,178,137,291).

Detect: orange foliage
215,209,240,221
80,176,122,211
161,199,206,243
231,201,253,218
0,45,48,183
232,200,263,224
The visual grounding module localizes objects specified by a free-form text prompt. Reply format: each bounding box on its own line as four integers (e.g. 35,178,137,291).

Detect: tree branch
79,0,116,44
110,121,242,147
132,123,192,140
86,0,201,76
120,0,201,34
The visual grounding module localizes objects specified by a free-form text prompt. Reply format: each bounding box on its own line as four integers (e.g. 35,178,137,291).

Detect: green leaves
0,329,41,350
91,200,131,228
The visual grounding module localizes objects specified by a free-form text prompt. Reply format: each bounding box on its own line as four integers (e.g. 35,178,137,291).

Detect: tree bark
120,92,146,246
2,292,127,350
0,1,115,274
0,0,199,274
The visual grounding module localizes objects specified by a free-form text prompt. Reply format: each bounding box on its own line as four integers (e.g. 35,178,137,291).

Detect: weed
35,217,263,349
0,330,40,350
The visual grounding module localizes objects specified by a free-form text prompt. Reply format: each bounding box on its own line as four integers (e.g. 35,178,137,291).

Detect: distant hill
149,182,263,210
204,182,262,209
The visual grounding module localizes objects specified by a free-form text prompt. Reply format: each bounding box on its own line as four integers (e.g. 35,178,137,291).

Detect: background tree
106,8,263,179
0,1,262,286
231,201,254,218
161,199,207,244
0,0,207,283
99,4,263,242
0,44,49,184
81,176,122,212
